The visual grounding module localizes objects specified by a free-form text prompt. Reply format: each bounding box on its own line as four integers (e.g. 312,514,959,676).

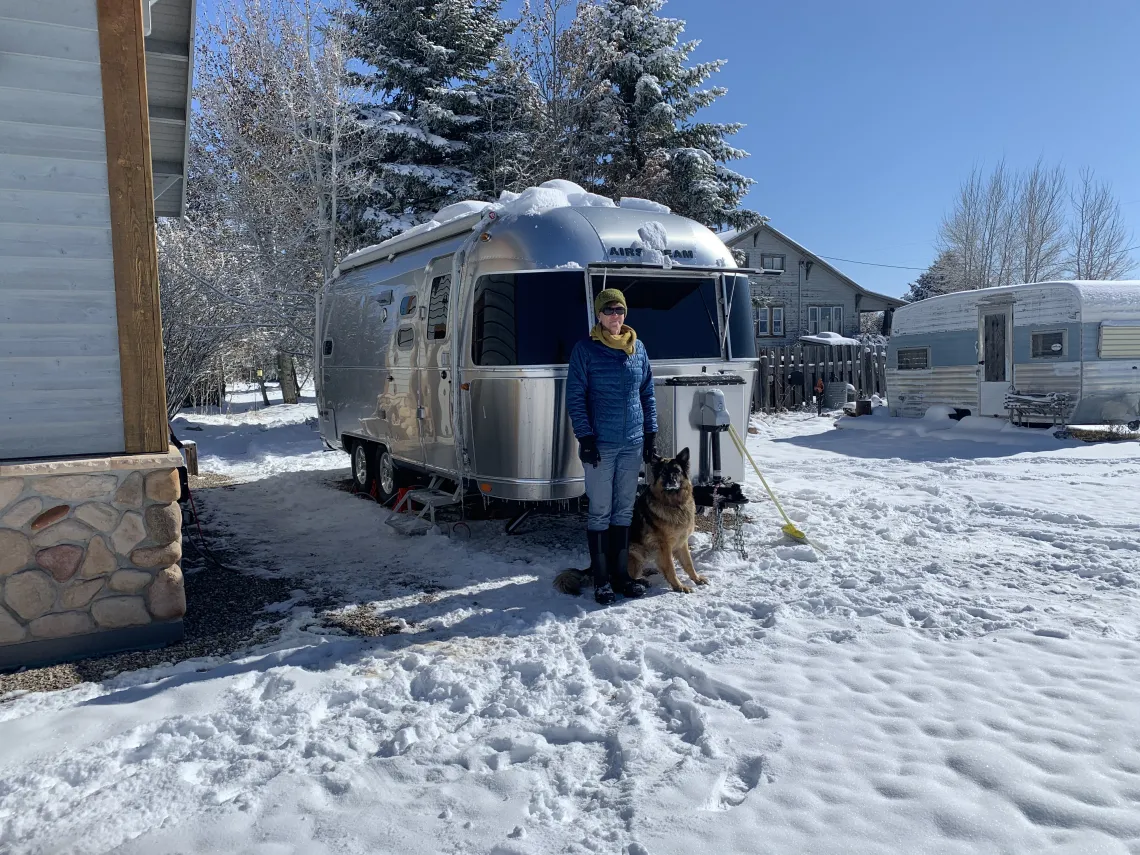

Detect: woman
566,287,658,605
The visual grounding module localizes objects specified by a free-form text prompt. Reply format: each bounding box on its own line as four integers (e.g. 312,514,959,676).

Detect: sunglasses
601,306,626,316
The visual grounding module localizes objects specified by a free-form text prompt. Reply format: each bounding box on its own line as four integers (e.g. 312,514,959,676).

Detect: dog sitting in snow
555,448,705,595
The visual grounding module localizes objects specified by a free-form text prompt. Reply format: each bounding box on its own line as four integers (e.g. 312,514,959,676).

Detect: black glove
642,432,657,463
578,436,600,468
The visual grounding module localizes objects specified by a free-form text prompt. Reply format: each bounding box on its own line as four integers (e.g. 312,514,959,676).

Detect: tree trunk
258,374,271,407
277,351,299,404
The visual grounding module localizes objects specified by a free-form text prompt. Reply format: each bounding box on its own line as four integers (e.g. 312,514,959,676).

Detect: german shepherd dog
554,448,706,595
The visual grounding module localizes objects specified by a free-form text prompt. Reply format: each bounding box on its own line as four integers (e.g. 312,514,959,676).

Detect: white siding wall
0,0,125,460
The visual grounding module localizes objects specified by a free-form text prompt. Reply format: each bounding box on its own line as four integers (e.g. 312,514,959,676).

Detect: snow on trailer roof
899,280,1140,311
334,180,677,277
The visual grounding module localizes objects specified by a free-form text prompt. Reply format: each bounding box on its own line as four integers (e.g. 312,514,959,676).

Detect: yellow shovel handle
727,424,796,529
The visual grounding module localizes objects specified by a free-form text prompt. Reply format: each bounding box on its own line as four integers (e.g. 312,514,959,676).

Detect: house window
753,305,785,337
426,274,451,340
808,305,844,334
896,347,929,370
759,253,785,273
1031,330,1065,359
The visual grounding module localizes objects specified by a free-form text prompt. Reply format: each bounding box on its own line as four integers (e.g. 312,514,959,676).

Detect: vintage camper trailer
886,281,1140,424
316,183,758,503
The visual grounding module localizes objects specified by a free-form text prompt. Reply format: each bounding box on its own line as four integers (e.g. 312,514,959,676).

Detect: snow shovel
726,424,812,546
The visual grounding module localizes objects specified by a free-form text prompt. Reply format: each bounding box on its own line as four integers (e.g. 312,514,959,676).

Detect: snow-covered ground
2,404,1139,855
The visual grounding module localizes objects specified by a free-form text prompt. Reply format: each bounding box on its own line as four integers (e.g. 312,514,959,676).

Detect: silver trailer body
887,281,1140,423
316,201,757,501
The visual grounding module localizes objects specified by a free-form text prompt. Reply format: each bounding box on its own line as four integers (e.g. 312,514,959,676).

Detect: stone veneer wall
0,448,186,669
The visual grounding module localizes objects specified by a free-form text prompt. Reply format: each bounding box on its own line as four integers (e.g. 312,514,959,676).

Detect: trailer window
472,271,588,365
1031,330,1065,359
1099,323,1140,358
427,274,451,340
591,275,722,360
896,347,929,370
397,326,414,349
400,294,416,316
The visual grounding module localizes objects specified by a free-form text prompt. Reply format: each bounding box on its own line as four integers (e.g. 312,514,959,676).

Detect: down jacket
566,338,658,444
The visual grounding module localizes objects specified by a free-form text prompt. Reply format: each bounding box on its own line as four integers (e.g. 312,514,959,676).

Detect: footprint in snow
709,755,771,810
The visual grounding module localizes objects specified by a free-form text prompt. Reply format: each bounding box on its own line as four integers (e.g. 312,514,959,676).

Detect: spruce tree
579,0,758,229
343,0,513,238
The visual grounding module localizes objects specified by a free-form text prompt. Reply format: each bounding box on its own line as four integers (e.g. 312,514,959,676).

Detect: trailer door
978,304,1013,416
420,255,457,474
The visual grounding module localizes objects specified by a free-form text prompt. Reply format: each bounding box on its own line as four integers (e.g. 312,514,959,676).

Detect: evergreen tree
343,0,513,238
903,250,963,302
469,49,544,199
578,0,759,229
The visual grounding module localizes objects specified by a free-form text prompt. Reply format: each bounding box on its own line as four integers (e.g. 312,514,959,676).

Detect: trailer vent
1099,323,1140,359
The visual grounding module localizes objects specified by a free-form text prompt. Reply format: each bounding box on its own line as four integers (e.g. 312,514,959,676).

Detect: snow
342,181,665,272
637,221,668,251
799,331,862,346
619,197,672,214
3,402,1140,854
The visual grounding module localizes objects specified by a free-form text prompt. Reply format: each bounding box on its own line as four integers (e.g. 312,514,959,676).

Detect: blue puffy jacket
566,338,658,444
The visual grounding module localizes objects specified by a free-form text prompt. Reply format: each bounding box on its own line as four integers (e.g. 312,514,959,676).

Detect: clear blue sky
649,0,1140,296
194,0,1140,297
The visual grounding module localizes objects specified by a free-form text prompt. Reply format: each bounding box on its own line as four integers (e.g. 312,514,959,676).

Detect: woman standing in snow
566,288,658,605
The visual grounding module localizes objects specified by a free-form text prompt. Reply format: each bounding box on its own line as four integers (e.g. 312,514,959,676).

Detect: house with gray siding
0,0,194,670
721,223,905,345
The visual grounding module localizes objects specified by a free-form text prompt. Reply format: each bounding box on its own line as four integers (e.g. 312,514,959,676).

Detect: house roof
145,0,196,219
721,222,907,310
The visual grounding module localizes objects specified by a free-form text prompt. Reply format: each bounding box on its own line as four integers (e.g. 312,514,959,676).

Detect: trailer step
406,488,461,508
384,514,433,536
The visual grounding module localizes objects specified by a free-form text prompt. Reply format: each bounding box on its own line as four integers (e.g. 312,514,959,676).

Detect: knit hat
594,288,627,315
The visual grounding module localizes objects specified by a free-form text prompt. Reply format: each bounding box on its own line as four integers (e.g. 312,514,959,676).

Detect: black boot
588,529,616,605
608,525,647,598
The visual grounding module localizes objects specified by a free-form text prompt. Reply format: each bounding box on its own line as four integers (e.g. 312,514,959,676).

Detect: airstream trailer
886,281,1140,424
315,184,758,504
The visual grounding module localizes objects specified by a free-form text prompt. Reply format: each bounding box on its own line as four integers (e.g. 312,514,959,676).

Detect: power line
818,255,927,271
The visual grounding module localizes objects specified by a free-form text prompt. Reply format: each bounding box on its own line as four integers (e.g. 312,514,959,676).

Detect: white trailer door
978,306,1013,416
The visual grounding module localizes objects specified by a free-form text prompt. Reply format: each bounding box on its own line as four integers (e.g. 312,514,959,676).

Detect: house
0,0,195,669
720,223,905,345
886,281,1140,423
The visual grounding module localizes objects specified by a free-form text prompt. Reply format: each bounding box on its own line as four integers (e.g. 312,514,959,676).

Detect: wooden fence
753,344,888,412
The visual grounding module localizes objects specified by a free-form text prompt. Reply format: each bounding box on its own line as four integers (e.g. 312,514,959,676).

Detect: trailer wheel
350,441,374,493
374,446,397,501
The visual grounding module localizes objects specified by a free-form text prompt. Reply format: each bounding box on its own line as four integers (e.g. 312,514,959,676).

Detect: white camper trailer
316,182,758,505
887,281,1140,425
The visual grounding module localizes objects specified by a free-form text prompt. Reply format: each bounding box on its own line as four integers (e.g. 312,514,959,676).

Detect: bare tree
1016,158,1067,283
1068,167,1136,280
512,0,607,185
157,221,241,418
189,0,374,359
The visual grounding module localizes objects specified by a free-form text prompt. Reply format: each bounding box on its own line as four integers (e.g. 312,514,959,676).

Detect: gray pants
584,440,642,532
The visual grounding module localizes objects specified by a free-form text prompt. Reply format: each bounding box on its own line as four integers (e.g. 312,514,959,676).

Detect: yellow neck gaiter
591,323,637,355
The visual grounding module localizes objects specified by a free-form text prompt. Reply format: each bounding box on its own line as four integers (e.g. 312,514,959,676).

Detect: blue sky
647,0,1140,296
194,0,1140,297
